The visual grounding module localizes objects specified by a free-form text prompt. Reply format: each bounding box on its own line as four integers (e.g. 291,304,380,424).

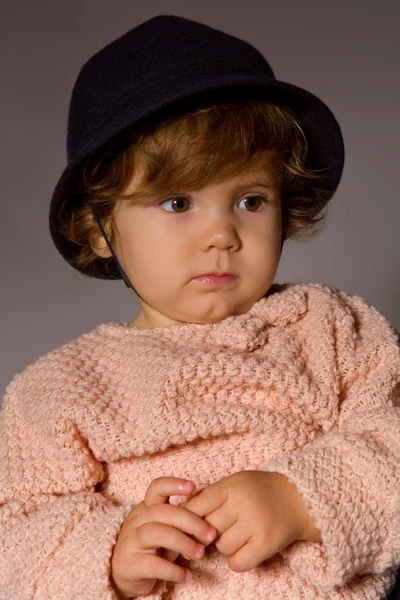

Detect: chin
192,299,249,323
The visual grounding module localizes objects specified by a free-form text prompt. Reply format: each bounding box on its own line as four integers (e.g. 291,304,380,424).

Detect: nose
200,213,241,252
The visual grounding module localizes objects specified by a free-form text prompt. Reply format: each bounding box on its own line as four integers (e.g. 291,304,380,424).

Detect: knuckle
155,503,172,517
228,556,246,573
134,552,151,571
136,552,159,576
184,538,198,554
139,551,183,585
123,553,150,585
228,555,253,573
145,553,162,576
190,496,206,513
125,506,142,524
140,521,163,542
214,538,228,555
145,477,162,494
148,476,161,486
152,475,170,486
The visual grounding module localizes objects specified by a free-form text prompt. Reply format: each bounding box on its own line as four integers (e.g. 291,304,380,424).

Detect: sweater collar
97,283,308,352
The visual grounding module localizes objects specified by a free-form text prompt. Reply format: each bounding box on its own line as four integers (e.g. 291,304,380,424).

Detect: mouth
194,273,238,285
196,272,236,277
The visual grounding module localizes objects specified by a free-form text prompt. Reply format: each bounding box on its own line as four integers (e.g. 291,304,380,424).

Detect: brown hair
60,97,334,278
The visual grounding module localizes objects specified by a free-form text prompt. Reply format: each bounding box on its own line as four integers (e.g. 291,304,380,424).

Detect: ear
88,220,113,259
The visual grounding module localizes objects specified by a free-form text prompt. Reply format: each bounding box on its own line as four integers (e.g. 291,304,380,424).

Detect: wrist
110,576,134,600
275,472,322,543
301,516,323,543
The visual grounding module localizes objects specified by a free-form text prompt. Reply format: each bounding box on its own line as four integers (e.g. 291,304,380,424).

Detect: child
1,13,399,600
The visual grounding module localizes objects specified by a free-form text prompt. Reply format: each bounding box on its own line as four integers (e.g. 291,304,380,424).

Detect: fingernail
185,569,192,582
179,481,192,492
206,527,217,540
193,546,204,559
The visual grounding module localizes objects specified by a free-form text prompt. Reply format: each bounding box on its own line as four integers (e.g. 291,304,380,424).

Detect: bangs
83,99,309,207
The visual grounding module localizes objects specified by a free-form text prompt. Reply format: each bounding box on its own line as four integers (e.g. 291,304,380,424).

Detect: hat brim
49,73,344,280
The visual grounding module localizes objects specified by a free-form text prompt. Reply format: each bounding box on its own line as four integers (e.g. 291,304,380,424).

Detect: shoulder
274,281,399,346
7,325,103,388
288,281,399,361
2,325,105,423
288,282,396,326
276,283,400,395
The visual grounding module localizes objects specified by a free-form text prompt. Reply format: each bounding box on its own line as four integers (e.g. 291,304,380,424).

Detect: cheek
129,229,182,278
249,220,280,251
265,207,282,232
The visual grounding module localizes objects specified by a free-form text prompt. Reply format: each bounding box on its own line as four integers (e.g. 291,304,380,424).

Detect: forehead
207,160,279,193
229,164,276,183
127,156,278,191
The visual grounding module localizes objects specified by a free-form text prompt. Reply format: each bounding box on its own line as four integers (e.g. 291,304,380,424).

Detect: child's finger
134,552,192,585
135,521,205,562
120,552,191,597
144,477,195,507
134,502,218,546
161,548,180,563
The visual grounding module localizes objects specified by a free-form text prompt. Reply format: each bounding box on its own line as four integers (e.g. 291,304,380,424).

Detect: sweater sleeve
261,290,400,592
0,355,167,600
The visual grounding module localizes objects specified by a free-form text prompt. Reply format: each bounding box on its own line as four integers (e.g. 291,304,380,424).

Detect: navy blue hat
49,14,345,285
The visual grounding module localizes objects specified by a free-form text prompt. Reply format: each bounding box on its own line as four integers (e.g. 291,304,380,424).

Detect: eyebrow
237,179,274,188
140,176,278,205
228,177,277,192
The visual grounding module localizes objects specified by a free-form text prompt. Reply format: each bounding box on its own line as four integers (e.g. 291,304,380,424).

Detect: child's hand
110,476,218,599
180,470,320,574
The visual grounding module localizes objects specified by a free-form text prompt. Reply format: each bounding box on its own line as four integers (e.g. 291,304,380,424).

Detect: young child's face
92,159,283,329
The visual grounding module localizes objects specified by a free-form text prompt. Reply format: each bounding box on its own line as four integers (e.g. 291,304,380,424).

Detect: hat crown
50,14,344,282
67,15,275,161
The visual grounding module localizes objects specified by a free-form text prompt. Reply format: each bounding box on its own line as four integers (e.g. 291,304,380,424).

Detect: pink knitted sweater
1,282,400,600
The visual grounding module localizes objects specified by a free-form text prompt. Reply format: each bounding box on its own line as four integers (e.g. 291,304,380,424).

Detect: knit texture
1,282,399,599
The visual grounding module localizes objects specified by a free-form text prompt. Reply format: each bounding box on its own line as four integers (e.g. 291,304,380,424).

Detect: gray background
1,0,399,398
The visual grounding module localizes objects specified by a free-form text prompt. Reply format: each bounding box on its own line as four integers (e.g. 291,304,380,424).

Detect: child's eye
158,195,268,213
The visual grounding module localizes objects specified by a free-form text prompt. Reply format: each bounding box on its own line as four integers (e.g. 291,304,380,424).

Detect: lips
194,273,238,285
197,273,235,277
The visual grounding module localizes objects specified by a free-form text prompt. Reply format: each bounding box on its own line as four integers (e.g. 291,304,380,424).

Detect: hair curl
59,95,334,278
